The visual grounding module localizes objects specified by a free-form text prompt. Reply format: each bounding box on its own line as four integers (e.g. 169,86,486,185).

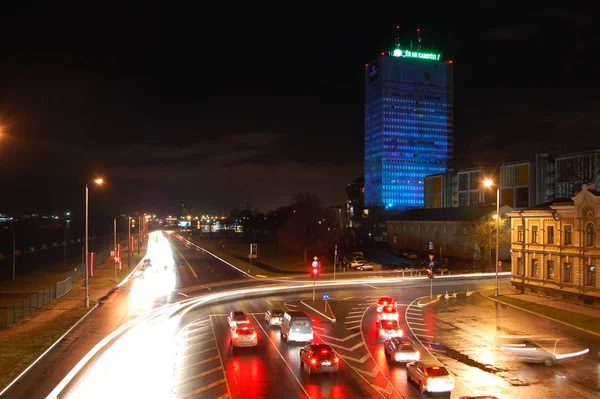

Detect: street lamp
85,178,104,308
113,214,127,282
484,178,500,297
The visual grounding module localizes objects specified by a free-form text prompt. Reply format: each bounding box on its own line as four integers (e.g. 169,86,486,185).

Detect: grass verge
0,304,89,390
495,295,600,335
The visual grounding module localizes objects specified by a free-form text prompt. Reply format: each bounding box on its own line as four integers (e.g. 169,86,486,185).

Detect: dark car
299,344,339,375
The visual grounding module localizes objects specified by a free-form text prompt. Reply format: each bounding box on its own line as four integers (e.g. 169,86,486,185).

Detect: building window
586,265,596,286
547,226,554,245
531,226,538,243
531,259,539,278
564,226,572,245
563,263,572,283
517,226,524,242
517,258,524,275
458,174,468,191
586,223,595,247
547,260,555,280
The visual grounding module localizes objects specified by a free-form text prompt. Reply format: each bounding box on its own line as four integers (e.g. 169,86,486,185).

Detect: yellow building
507,182,600,307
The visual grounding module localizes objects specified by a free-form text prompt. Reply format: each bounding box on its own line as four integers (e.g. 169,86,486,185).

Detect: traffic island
301,299,336,322
417,295,441,307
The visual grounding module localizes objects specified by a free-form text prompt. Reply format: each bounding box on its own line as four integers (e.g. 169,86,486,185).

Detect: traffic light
312,267,319,279
311,256,320,279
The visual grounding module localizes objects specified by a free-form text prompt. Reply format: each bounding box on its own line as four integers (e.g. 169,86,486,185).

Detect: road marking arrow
355,365,379,378
318,332,361,342
373,382,394,395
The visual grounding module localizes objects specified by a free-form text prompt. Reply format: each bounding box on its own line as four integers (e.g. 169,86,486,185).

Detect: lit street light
484,178,500,297
85,178,104,308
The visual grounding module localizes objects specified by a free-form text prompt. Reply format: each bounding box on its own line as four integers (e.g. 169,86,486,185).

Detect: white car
378,305,399,322
265,309,284,327
350,258,374,271
227,311,249,329
406,362,454,393
376,319,403,339
230,324,258,350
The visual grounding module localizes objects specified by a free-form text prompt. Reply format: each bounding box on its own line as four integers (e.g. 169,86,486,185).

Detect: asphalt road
418,293,600,398
6,230,596,399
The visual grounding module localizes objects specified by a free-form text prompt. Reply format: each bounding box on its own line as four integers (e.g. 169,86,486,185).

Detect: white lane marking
183,325,211,335
345,315,362,319
411,327,429,332
343,320,361,325
361,283,379,289
326,341,365,352
348,311,364,315
373,382,394,395
406,316,424,320
174,379,226,398
180,346,217,361
172,244,198,278
356,365,379,378
347,325,361,330
251,315,311,399
177,355,221,371
208,318,232,398
186,338,216,350
184,318,210,328
416,334,434,338
407,321,426,326
312,326,325,331
342,297,355,300
318,332,361,342
183,331,212,342
175,366,223,385
337,353,371,363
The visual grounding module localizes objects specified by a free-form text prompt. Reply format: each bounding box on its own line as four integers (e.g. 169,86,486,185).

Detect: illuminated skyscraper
364,33,453,210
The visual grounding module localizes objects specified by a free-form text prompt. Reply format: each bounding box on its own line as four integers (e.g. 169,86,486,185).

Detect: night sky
0,5,598,217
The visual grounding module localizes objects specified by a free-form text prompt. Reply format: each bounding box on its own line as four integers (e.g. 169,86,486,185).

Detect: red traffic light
311,268,319,278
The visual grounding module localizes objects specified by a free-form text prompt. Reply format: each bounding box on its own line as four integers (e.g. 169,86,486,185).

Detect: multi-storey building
424,170,455,208
364,37,453,211
456,167,495,207
506,182,600,307
345,176,365,228
554,149,600,199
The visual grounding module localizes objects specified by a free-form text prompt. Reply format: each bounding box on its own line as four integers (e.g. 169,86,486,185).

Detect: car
376,297,396,312
384,337,420,363
378,304,399,322
350,258,374,271
500,339,558,366
230,324,257,350
351,251,364,258
281,311,313,343
406,362,454,393
376,319,403,339
299,344,339,375
227,311,250,329
265,308,284,327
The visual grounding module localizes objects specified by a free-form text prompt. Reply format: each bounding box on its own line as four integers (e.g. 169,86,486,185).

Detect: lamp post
64,212,70,262
128,217,132,269
484,179,500,297
85,178,104,308
113,214,127,282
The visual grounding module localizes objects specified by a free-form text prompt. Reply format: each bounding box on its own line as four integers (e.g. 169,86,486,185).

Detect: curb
300,299,336,322
0,303,100,396
478,292,600,338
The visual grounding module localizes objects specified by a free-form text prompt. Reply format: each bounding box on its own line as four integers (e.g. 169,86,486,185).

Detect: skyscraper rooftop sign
392,48,440,61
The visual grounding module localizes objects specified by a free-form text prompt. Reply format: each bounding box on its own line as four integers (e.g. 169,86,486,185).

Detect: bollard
444,290,450,299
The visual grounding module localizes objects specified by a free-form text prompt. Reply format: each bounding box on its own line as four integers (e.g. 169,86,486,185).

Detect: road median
301,299,336,322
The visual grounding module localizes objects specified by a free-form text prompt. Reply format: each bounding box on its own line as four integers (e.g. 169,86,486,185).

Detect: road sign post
333,244,337,281
323,293,329,312
312,256,319,300
428,254,435,298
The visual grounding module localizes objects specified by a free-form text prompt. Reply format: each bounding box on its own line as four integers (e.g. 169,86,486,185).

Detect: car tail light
251,332,257,339
334,357,339,363
386,306,393,312
321,349,328,354
311,358,317,365
399,330,403,337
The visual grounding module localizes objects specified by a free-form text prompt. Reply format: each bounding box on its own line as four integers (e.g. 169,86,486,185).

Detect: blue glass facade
364,54,453,210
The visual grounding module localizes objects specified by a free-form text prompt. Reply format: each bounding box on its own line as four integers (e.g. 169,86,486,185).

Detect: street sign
429,262,434,268
312,260,319,268
323,293,329,300
110,250,115,257
249,243,257,259
428,254,434,261
428,241,433,250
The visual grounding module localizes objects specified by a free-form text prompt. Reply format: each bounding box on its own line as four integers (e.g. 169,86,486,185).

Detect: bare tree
461,216,510,268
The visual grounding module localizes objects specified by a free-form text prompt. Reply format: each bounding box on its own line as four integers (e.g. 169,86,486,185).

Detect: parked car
350,257,374,270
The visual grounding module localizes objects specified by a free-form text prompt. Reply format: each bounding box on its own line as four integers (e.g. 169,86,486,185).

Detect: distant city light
392,48,440,61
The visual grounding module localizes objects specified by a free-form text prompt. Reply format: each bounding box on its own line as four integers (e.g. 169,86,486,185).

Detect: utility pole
137,215,141,255
333,244,337,281
128,217,131,269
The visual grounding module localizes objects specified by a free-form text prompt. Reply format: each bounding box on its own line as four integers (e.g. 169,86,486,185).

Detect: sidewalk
479,288,600,335
0,242,147,391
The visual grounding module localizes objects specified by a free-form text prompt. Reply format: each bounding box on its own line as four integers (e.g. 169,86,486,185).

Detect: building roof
389,206,500,222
